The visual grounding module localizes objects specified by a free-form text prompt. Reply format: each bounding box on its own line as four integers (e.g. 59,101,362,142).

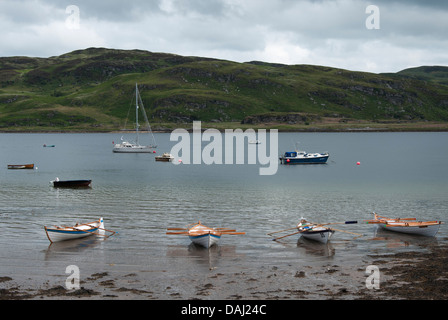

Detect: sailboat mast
135,83,139,144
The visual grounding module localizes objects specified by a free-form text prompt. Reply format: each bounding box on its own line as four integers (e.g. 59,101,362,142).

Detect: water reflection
370,226,440,249
166,244,245,271
296,238,336,257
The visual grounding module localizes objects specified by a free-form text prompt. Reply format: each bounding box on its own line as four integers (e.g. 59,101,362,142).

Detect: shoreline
1,121,448,134
2,240,447,300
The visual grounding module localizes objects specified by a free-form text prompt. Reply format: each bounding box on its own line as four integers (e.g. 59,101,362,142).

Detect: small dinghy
297,219,335,244
51,177,92,188
167,221,245,248
155,152,174,162
44,217,115,243
7,164,34,169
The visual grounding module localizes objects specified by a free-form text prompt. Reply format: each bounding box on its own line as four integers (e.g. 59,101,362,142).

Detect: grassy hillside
1,47,448,131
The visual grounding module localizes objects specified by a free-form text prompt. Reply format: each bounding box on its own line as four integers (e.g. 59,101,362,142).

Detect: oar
72,227,109,238
329,227,363,237
320,220,358,226
167,227,188,231
272,226,316,241
97,227,116,236
272,230,303,241
221,232,246,235
267,226,297,236
72,220,116,236
166,231,189,235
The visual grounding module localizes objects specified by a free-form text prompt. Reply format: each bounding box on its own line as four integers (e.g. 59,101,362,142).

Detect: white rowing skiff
44,217,111,243
297,219,335,243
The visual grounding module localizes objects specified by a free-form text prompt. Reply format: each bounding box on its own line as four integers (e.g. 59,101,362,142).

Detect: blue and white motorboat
279,150,329,164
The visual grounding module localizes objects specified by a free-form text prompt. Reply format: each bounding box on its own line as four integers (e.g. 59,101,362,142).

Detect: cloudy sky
1,0,447,73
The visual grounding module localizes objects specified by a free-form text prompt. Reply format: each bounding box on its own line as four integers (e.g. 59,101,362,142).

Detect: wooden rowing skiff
167,221,245,248
366,213,442,237
188,222,222,248
44,218,105,243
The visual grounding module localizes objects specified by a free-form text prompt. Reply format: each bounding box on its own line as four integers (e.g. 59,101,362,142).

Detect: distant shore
1,120,448,133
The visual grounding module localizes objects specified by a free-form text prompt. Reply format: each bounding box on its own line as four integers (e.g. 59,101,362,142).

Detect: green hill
1,47,448,131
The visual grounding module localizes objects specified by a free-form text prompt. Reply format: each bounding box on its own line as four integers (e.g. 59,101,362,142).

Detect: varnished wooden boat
167,221,245,248
366,213,442,237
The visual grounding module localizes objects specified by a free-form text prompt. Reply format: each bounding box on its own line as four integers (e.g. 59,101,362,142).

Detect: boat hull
155,153,174,162
189,233,221,248
280,156,329,164
113,144,155,153
7,164,34,169
379,223,440,237
188,223,222,248
370,213,442,237
52,180,92,188
279,151,329,164
300,228,334,243
45,218,103,243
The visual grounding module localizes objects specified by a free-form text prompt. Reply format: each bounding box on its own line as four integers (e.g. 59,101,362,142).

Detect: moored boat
366,213,442,237
113,83,157,153
155,152,174,162
51,178,92,188
44,217,111,243
167,221,245,249
188,223,222,248
279,150,329,164
297,219,335,243
7,164,34,169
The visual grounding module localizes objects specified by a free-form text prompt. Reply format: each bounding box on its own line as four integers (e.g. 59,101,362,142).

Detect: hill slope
1,47,448,131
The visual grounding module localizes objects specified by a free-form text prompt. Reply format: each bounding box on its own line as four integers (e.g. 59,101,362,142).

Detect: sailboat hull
113,144,155,153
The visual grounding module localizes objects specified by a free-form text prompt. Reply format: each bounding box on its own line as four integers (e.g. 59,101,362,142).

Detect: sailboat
113,83,157,153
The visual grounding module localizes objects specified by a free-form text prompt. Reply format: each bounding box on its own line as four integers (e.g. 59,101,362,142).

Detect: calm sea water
0,131,447,295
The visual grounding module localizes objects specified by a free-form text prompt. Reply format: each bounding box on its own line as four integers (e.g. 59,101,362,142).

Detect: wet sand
1,239,447,300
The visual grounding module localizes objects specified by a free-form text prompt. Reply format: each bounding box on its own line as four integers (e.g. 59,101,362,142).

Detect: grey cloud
0,0,446,72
